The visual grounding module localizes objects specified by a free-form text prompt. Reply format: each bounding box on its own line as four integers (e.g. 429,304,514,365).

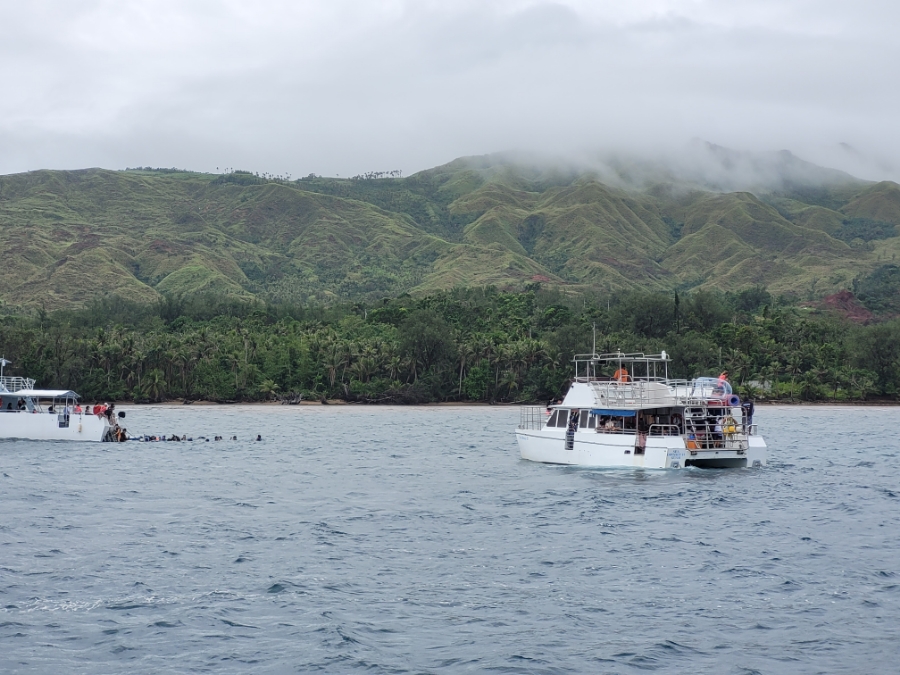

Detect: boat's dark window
546,410,559,427
555,411,569,428
579,410,591,428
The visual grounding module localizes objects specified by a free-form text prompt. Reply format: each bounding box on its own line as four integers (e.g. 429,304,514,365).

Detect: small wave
221,619,258,629
656,639,703,655
106,602,150,610
111,645,137,654
267,582,299,594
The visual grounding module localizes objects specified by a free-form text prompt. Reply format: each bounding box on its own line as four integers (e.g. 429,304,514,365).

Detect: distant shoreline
110,399,900,408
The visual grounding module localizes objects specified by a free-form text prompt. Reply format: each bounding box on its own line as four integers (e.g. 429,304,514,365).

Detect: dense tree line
0,286,897,404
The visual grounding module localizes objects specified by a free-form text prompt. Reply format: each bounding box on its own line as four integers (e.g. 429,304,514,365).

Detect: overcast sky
1,0,897,180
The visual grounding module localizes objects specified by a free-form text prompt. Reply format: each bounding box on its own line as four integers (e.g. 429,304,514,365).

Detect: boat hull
0,411,111,442
516,429,766,469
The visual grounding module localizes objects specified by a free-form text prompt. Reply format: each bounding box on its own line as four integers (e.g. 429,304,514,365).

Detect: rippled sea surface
1,404,898,674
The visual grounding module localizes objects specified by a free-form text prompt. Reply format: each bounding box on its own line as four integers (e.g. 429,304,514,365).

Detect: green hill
0,153,898,310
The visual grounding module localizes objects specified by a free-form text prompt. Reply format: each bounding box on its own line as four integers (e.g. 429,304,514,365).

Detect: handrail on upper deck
0,376,37,393
573,351,671,363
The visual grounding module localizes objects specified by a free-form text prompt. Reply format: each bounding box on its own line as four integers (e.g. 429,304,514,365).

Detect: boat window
555,411,570,428
546,410,560,427
579,410,593,428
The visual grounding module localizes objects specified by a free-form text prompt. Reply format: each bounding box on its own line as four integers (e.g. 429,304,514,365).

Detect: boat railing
582,377,743,409
684,421,750,452
648,424,681,437
588,379,679,407
685,435,749,454
592,426,636,435
518,406,547,431
0,376,36,393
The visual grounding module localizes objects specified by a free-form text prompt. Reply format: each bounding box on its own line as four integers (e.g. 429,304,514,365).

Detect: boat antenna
592,323,596,356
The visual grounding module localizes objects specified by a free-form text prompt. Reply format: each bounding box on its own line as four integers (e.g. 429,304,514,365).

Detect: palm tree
500,369,520,399
350,357,377,384
798,371,820,401
386,354,402,382
457,341,476,396
257,378,279,401
323,342,347,388
758,362,779,397
142,369,166,402
785,352,802,401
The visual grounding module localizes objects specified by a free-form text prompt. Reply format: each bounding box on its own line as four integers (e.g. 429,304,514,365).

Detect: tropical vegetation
1,286,897,405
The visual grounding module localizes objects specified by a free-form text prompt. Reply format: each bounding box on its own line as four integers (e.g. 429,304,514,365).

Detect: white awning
8,389,80,398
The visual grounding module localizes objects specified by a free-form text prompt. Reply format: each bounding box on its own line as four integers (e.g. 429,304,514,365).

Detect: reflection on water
1,405,898,673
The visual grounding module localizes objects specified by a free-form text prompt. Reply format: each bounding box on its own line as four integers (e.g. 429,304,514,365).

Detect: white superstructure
516,351,766,469
0,362,116,442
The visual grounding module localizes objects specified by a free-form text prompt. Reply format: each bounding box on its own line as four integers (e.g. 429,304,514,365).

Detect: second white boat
516,351,766,469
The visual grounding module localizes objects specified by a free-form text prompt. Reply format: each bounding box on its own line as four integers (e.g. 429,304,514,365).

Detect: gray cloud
1,0,897,180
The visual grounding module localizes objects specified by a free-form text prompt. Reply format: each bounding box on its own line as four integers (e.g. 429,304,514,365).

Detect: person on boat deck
742,399,755,426
638,415,650,433
566,411,578,433
5,402,10,411
74,403,82,413
613,367,630,382
17,398,25,410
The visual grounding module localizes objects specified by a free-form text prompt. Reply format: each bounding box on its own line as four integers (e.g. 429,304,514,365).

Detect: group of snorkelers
131,434,264,442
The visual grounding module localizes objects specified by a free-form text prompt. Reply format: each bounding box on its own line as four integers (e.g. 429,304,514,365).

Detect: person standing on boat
714,416,724,444
742,399,755,427
613,367,630,382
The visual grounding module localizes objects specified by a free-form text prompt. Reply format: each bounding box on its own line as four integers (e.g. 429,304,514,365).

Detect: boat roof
8,389,80,399
579,351,671,363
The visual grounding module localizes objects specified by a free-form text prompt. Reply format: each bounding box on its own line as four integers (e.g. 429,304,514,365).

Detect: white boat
516,351,766,469
0,360,119,442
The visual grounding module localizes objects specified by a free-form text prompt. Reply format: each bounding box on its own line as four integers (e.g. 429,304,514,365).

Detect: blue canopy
591,409,636,417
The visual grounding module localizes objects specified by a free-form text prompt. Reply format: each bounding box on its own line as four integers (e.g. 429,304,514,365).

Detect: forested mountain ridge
1,148,899,310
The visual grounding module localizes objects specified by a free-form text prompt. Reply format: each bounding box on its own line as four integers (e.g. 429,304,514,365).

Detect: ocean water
1,404,898,674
